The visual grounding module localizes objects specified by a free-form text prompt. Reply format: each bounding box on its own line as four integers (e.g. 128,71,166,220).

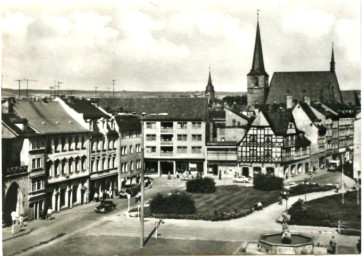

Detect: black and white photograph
1,0,361,255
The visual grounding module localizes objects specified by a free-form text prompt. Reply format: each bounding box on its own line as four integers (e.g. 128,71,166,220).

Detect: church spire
330,42,335,73
205,66,215,101
248,11,268,76
207,66,213,87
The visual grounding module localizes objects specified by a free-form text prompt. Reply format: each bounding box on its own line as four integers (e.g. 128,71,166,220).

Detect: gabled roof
114,115,141,133
63,98,109,119
266,71,343,104
322,102,356,118
300,103,320,122
295,134,311,147
99,97,208,121
311,103,339,119
226,107,251,121
341,90,361,106
261,109,294,136
13,101,89,134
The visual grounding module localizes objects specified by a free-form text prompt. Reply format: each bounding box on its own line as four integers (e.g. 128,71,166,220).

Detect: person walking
330,236,337,254
47,208,53,220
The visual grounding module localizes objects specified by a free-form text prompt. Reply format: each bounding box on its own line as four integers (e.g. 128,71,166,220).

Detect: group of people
93,190,114,202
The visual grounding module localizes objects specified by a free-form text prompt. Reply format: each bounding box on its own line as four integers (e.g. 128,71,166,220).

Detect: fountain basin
259,233,314,254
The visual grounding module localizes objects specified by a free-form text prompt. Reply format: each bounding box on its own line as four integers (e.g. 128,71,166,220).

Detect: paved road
3,177,185,256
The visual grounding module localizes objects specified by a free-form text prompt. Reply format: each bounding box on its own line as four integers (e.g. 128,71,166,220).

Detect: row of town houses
2,93,359,224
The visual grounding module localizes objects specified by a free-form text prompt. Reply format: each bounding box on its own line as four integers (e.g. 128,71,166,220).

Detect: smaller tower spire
207,66,213,86
330,42,335,73
205,66,215,102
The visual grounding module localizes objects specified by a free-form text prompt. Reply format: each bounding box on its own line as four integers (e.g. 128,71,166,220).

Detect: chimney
304,96,311,105
7,97,15,113
286,96,293,109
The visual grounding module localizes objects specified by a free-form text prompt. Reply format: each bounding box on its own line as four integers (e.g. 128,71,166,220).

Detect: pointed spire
207,66,213,87
330,42,335,73
248,10,268,76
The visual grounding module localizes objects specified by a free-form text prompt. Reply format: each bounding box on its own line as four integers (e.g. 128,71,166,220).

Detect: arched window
254,77,259,87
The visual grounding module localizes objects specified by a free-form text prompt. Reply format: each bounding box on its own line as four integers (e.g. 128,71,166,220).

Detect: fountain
258,215,314,254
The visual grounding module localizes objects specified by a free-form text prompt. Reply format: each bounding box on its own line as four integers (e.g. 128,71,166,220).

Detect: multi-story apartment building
114,115,142,190
237,109,311,179
58,97,119,200
292,98,327,170
353,112,361,180
12,100,90,214
99,97,209,176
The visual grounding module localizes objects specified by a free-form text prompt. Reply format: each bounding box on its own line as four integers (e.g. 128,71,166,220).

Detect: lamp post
139,112,168,248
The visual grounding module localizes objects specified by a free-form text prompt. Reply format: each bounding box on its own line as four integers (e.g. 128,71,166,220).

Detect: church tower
330,42,335,73
247,13,269,106
205,67,215,102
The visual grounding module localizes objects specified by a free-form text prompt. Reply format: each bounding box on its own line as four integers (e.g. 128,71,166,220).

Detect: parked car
118,190,129,199
233,176,250,183
95,200,116,213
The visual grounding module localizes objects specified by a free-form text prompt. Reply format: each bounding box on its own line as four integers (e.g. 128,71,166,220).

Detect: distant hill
1,88,245,99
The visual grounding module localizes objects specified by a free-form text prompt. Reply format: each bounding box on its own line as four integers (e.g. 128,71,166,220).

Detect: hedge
289,184,335,196
151,208,253,221
125,184,141,197
186,177,216,194
150,192,196,214
253,174,283,191
288,199,337,227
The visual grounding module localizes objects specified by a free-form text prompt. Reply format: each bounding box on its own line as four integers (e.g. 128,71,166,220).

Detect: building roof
266,71,343,105
209,110,225,120
13,101,89,134
295,133,311,147
341,90,361,106
226,107,251,121
300,103,320,122
114,115,141,133
261,109,294,136
311,103,339,119
248,18,268,76
322,102,356,118
99,97,208,121
63,98,109,119
2,113,35,138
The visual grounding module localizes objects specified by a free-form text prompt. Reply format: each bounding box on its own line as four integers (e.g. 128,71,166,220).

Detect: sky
1,0,360,92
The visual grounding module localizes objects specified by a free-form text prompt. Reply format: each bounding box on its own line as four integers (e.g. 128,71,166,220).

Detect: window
32,158,41,169
250,148,257,156
81,136,85,149
112,157,116,168
254,77,259,87
131,161,134,171
121,146,127,156
102,139,106,151
192,134,202,141
121,163,128,173
130,145,134,154
75,137,79,150
61,137,66,151
61,160,67,175
146,122,156,129
177,134,187,141
68,158,73,174
54,139,59,152
192,122,202,128
146,134,156,141
113,140,117,149
264,149,272,158
191,146,202,154
136,160,141,169
177,122,187,129
32,180,43,192
250,135,257,142
136,144,141,153
146,146,156,153
55,161,60,176
177,146,187,153
265,135,272,143
91,160,95,173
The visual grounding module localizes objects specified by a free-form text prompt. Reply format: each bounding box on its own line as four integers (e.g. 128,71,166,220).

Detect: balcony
160,151,173,156
5,165,28,177
160,140,173,145
160,127,173,133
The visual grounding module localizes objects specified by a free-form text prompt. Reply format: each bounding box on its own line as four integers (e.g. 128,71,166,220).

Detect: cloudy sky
1,0,360,92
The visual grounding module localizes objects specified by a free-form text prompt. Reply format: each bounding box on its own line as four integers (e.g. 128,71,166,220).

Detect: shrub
150,192,196,214
186,177,216,194
253,174,283,191
289,184,335,196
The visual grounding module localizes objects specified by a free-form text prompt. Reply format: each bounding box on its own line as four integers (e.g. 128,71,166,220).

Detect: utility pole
94,86,98,97
57,82,62,97
112,80,115,98
23,78,38,99
14,80,22,99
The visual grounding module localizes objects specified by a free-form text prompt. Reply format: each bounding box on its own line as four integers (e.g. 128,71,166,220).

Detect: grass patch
288,191,361,230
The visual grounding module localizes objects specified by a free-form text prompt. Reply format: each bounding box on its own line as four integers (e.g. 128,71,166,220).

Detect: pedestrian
330,236,337,254
94,192,99,202
18,215,24,227
335,184,339,193
47,208,53,220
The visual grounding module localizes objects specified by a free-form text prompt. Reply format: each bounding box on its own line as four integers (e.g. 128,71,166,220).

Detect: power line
23,78,38,99
113,80,115,98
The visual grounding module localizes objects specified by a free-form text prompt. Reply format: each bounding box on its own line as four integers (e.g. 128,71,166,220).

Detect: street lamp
139,112,168,248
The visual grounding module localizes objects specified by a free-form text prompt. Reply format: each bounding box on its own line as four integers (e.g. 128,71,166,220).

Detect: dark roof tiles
63,98,110,119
